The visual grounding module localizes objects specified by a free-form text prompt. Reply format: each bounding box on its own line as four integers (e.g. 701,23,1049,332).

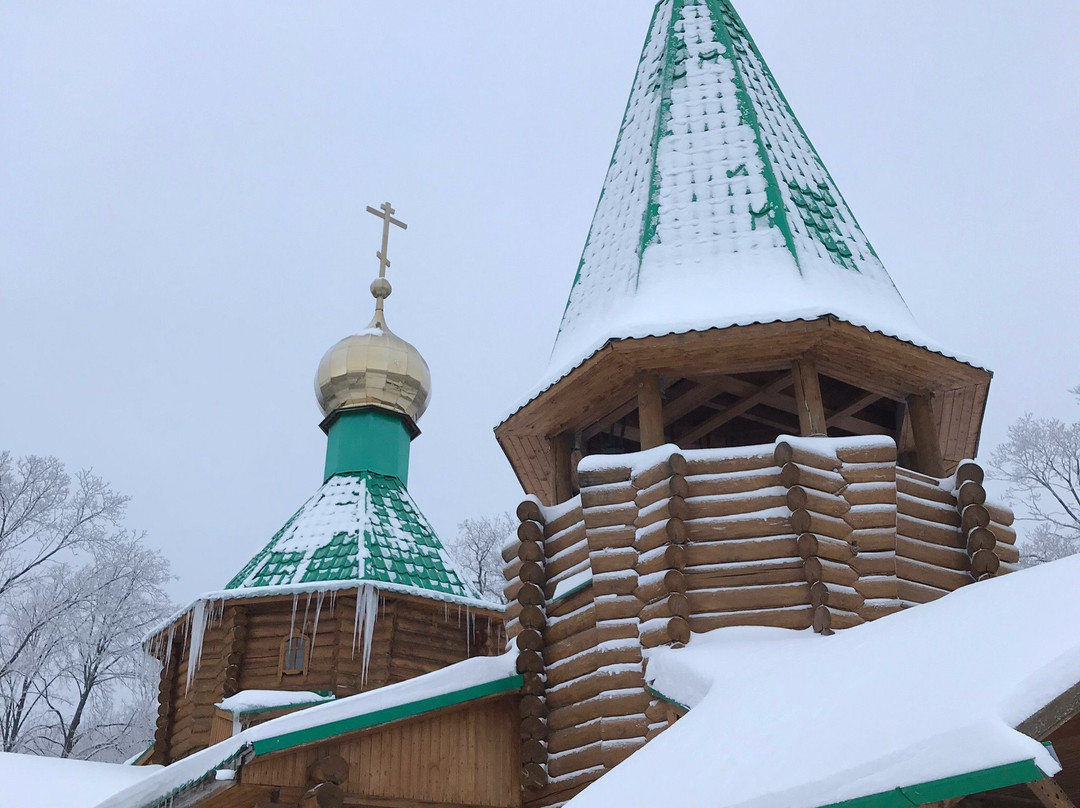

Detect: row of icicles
144,587,496,694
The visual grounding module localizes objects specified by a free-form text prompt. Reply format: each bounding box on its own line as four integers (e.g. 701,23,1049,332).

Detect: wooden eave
145,588,505,659
496,319,991,501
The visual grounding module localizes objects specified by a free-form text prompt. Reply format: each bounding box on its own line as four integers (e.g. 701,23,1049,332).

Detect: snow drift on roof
0,752,162,808
567,555,1080,808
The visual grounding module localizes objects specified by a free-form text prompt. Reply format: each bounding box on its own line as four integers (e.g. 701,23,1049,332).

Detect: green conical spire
550,0,927,379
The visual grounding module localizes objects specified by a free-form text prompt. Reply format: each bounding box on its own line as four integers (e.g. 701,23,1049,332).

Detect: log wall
511,436,1017,808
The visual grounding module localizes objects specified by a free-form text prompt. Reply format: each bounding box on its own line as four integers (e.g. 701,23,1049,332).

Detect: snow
568,556,1080,808
498,0,984,427
94,651,519,808
216,690,334,714
552,568,594,601
0,752,161,808
577,436,892,481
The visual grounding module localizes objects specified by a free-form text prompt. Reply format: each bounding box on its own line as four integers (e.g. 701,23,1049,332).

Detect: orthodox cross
366,201,407,282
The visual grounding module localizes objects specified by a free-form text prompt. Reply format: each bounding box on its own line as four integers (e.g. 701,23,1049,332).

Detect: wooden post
1028,778,1078,808
554,432,574,503
792,358,828,438
907,394,946,478
638,376,665,450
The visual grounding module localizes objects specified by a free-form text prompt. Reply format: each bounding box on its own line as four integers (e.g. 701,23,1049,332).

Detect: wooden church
14,2,1080,808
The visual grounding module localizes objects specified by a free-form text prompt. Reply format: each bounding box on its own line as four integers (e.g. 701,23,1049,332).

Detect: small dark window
281,635,308,676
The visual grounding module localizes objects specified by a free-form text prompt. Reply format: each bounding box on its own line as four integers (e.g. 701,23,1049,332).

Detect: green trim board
251,674,524,755
646,685,690,714
819,754,1049,808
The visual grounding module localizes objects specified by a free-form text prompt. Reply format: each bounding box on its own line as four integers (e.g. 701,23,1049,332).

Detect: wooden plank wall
150,593,504,764
242,698,521,808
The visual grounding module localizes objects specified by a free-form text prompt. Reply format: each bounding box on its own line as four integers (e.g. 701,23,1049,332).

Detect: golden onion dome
315,278,432,424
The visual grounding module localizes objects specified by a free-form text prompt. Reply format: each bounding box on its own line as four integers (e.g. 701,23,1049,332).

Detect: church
8,1,1080,807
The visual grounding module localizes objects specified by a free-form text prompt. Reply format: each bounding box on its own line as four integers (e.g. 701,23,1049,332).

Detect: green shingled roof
225,472,484,603
547,0,935,382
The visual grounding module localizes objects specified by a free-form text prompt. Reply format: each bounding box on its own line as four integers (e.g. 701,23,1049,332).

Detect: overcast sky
2,1,1078,600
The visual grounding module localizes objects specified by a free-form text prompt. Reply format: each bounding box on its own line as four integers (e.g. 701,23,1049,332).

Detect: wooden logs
775,441,839,472
521,762,547,791
519,605,546,631
518,583,545,606
516,629,545,653
512,503,550,793
797,533,856,564
640,616,691,648
517,499,544,525
971,549,1001,577
957,480,987,509
786,486,850,518
812,606,833,635
954,460,985,487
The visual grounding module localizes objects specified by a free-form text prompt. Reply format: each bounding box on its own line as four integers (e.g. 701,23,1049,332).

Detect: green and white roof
544,0,967,394
225,471,486,605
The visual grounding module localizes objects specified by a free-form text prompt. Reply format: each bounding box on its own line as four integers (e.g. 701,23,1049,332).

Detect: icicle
288,593,299,641
328,588,337,616
311,590,325,652
352,585,379,686
185,600,208,693
302,591,312,633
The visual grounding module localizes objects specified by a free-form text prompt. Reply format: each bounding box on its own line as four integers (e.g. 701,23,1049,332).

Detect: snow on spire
547,0,934,386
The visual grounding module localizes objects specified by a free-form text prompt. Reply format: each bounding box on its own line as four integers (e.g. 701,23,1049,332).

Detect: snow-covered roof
567,555,1080,808
224,471,489,606
94,652,521,808
0,752,162,808
518,0,974,416
215,689,334,714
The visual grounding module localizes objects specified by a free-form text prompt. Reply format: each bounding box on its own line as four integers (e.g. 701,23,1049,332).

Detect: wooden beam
714,376,890,436
792,357,828,437
826,392,882,428
583,395,638,442
1028,778,1078,808
638,375,666,450
741,411,800,434
663,380,729,425
553,433,574,504
1017,681,1080,740
908,394,946,478
680,374,793,444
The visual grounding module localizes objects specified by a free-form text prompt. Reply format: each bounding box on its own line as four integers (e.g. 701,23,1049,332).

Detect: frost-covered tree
991,390,1080,567
447,512,515,603
0,451,172,760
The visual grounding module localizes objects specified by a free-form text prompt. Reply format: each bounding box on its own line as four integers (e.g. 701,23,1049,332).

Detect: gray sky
2,1,1078,600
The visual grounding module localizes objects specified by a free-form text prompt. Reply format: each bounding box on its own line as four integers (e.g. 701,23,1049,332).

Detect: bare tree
0,452,172,761
991,390,1080,567
447,512,515,603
